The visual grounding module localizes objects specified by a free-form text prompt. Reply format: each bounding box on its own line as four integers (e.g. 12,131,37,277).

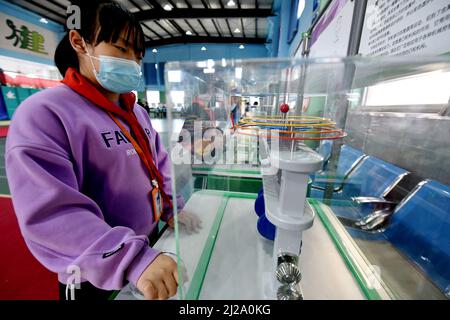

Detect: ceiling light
227,0,236,6
201,46,207,51
39,18,48,24
203,68,215,74
152,48,158,53
234,28,241,34
163,4,172,11
239,44,245,49
186,30,193,35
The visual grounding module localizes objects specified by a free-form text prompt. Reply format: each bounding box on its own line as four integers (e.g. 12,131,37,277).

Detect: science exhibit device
233,105,346,299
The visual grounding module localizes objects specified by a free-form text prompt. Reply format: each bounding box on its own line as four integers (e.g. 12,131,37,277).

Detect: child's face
84,33,143,77
73,29,143,93
90,35,143,65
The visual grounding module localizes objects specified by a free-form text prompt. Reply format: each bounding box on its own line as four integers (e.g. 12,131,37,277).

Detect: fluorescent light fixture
186,30,193,35
201,46,207,51
239,44,245,49
203,68,215,74
152,48,158,53
235,67,243,79
196,61,207,68
163,4,172,11
365,71,450,106
168,70,182,83
234,28,241,34
207,59,215,68
297,0,306,19
227,0,236,7
39,18,48,24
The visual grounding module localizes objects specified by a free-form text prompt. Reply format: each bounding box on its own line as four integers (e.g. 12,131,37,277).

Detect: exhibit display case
116,56,450,300
162,56,450,300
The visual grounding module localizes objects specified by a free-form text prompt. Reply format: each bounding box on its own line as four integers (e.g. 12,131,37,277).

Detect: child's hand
136,254,178,300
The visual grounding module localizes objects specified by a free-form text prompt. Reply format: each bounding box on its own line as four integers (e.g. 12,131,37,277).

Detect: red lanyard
108,112,172,222
60,68,173,222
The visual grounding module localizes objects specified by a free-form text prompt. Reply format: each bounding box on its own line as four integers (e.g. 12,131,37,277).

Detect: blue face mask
85,47,143,94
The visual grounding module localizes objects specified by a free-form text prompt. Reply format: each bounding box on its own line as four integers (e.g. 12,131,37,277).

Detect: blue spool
257,214,276,241
254,194,265,217
258,188,264,198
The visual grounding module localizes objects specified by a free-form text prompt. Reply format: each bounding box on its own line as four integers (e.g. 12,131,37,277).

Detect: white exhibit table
116,190,392,300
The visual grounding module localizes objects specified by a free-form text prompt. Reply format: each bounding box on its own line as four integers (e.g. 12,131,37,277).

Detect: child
5,0,199,300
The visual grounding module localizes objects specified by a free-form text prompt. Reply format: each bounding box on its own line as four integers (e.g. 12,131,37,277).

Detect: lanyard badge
150,179,164,222
108,112,168,223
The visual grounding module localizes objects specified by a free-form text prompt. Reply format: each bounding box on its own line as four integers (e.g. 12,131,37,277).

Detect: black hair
54,0,146,77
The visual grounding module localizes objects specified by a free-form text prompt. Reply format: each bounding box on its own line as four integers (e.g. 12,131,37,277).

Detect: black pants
59,224,168,300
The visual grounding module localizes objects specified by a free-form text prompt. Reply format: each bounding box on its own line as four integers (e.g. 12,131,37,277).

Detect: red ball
280,103,289,113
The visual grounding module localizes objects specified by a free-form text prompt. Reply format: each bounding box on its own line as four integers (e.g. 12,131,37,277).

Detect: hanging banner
309,0,355,58
2,73,60,88
360,0,450,56
0,12,59,61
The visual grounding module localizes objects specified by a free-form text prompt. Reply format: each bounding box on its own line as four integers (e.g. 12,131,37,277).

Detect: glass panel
165,56,450,300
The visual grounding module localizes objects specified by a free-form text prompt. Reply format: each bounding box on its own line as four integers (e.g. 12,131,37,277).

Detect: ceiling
7,0,275,47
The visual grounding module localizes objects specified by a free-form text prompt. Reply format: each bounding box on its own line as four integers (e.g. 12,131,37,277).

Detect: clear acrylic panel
164,56,450,300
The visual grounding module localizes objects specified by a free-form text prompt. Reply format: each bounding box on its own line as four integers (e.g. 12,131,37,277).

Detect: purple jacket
5,84,184,290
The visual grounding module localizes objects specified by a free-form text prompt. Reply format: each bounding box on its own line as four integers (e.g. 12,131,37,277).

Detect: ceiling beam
169,19,186,35
127,0,163,40
141,23,164,39
134,8,273,21
143,0,160,9
200,0,209,8
184,19,199,36
255,0,258,38
182,0,204,37
197,19,211,37
128,0,143,10
153,20,175,37
167,0,177,7
144,0,185,36
202,0,222,37
225,19,233,37
46,0,67,11
219,0,233,37
236,0,246,38
211,19,222,37
23,0,66,20
146,36,266,47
